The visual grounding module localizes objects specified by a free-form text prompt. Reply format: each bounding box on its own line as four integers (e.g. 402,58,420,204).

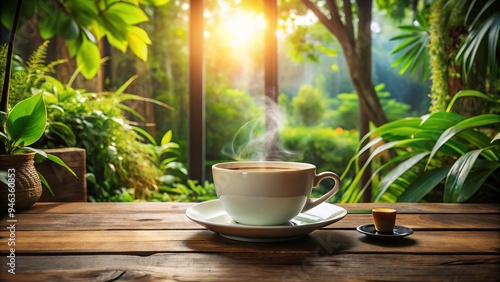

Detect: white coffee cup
212,161,341,226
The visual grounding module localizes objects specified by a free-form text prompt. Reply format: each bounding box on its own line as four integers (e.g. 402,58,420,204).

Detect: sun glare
222,12,266,50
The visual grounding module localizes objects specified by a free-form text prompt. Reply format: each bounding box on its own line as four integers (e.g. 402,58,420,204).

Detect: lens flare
222,12,266,50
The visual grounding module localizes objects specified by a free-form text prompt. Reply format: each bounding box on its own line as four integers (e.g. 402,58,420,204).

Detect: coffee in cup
212,161,341,225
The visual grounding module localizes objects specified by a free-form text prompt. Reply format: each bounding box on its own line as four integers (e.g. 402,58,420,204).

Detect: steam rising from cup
222,97,298,161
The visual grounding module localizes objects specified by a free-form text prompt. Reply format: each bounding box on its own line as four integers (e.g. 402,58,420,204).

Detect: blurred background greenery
1,0,497,203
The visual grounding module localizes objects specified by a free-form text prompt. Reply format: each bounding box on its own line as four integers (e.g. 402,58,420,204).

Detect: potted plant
0,0,75,211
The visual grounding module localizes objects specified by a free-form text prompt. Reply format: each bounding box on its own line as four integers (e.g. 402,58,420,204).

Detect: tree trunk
301,0,388,202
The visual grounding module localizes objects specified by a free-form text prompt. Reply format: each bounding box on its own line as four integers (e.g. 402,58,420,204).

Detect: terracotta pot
0,153,42,212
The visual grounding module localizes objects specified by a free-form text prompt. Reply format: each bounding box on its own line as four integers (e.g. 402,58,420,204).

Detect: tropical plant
340,90,500,203
390,13,430,80
391,0,499,112
5,39,210,202
39,74,170,201
0,0,169,79
0,1,74,193
152,130,216,202
456,0,499,93
0,92,75,195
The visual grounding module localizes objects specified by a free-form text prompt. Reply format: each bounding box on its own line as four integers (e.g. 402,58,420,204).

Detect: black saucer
356,224,414,238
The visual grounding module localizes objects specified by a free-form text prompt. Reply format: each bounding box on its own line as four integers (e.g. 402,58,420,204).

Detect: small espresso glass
372,208,396,233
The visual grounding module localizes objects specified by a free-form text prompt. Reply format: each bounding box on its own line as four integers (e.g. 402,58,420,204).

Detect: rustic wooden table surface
1,202,499,281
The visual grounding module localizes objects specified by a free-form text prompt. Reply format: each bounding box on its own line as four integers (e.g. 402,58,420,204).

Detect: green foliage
0,42,75,194
278,93,293,116
2,39,208,202
292,85,325,126
456,0,500,93
205,87,259,161
151,130,216,202
40,79,163,201
0,0,168,79
281,126,358,199
390,13,431,80
1,92,46,154
340,90,500,203
113,130,217,202
375,0,416,22
323,84,412,129
41,69,214,202
0,42,66,106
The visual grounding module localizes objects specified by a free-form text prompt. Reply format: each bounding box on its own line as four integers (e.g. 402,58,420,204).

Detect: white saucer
185,199,347,242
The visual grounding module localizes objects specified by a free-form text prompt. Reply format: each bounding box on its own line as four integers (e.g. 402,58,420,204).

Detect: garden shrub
41,86,161,202
323,84,412,129
292,85,326,126
281,126,358,200
206,87,260,161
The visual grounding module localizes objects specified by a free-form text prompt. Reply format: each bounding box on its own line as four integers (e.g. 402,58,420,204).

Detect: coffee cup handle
301,172,341,213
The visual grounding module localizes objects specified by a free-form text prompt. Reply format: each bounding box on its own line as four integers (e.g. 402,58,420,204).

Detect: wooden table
1,202,499,281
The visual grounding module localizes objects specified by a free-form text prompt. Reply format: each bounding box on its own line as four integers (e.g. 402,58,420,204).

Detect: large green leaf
56,13,80,40
139,0,170,5
363,150,426,202
456,129,499,161
390,13,430,80
374,152,429,202
38,172,53,196
397,166,451,202
132,126,157,145
101,10,129,41
341,139,427,203
47,122,77,146
6,93,47,149
107,2,149,25
66,0,99,27
444,149,500,202
76,38,101,79
38,9,58,39
446,90,498,112
361,117,421,144
456,0,500,88
46,153,77,177
427,114,500,167
127,26,151,61
420,111,464,129
105,32,128,53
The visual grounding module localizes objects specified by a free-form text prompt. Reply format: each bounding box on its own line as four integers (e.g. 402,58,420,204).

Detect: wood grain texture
2,213,499,231
1,229,499,255
1,254,498,281
19,202,500,214
36,148,86,202
0,202,499,281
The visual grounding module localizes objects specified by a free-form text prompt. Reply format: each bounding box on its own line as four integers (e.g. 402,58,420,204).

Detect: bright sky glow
221,12,266,50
